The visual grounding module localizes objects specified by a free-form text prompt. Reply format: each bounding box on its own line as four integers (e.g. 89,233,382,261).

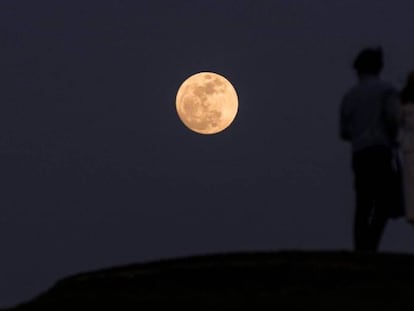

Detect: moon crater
176,72,238,134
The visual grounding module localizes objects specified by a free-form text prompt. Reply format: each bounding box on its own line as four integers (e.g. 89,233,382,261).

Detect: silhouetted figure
340,47,401,252
400,71,414,224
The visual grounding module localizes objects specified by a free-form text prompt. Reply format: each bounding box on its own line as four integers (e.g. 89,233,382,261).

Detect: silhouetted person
340,47,401,252
400,71,414,224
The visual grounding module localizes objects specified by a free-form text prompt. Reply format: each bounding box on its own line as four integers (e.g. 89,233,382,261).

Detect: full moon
176,72,238,134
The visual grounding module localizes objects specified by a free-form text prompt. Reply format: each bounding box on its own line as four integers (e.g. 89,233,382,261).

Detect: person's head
401,71,414,104
353,47,384,77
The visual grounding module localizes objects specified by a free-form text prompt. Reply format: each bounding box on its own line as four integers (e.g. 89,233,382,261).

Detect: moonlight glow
176,72,239,134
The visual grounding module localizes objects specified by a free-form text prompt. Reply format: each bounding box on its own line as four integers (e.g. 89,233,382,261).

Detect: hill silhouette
4,251,414,310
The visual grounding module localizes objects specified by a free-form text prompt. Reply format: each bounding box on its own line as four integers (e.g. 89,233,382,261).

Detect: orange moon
176,72,238,134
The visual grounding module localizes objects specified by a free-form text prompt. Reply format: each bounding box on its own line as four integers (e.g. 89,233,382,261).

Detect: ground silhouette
3,251,414,310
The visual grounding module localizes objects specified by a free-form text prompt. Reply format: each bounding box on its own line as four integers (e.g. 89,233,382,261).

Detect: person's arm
383,88,402,142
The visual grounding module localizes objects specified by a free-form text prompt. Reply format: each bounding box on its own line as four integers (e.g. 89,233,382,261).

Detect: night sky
2,0,414,307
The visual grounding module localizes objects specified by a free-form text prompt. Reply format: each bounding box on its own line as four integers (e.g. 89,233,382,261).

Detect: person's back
341,76,399,152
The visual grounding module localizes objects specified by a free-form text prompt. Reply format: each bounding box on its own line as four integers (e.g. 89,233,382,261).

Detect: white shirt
340,75,400,152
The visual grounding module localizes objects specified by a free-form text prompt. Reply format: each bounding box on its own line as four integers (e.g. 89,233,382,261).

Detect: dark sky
2,0,414,307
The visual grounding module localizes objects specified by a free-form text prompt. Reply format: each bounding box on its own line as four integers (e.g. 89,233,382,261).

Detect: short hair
353,47,383,76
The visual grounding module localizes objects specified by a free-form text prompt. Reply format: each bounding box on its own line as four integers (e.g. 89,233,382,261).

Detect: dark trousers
352,146,393,252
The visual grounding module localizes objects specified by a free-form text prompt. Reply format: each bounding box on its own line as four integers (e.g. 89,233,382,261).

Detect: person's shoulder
342,83,361,103
343,81,361,95
377,79,397,93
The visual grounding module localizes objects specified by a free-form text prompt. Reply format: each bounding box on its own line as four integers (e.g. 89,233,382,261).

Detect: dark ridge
4,251,414,310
